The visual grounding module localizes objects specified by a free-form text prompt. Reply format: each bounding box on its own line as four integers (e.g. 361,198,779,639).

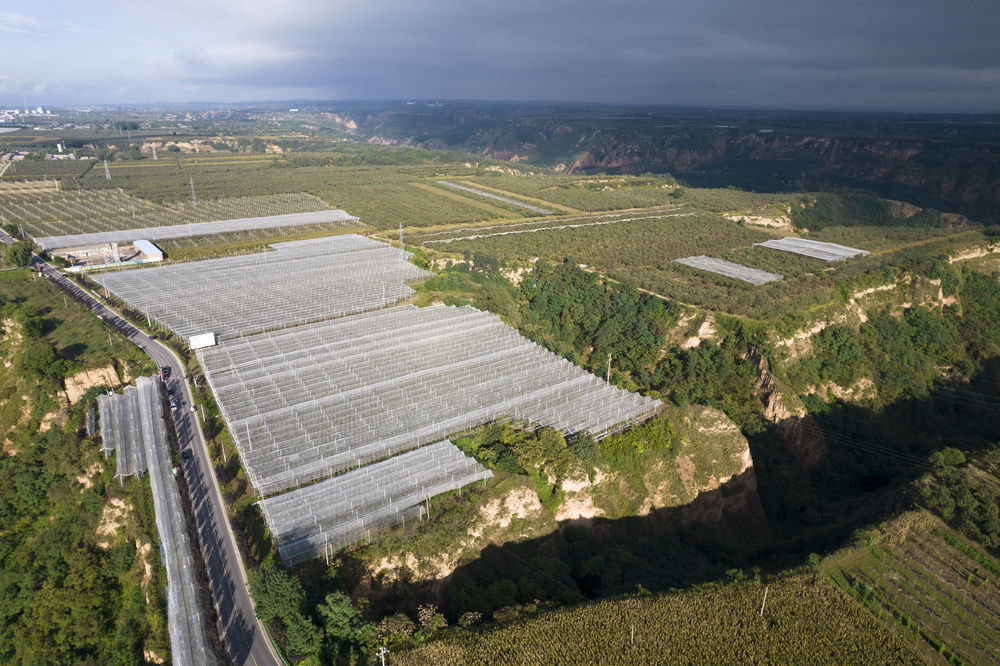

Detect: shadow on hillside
335,359,1000,622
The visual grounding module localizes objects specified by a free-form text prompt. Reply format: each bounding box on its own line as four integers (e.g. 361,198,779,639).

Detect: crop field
828,514,1000,665
810,225,965,253
199,302,660,497
433,211,986,320
153,222,366,262
0,179,60,194
395,572,920,665
0,159,94,178
34,209,358,250
466,173,684,211
436,211,771,266
72,157,516,229
715,245,828,279
411,208,693,245
464,174,800,213
2,188,334,237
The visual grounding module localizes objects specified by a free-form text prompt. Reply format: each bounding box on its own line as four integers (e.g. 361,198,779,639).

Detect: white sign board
189,332,217,350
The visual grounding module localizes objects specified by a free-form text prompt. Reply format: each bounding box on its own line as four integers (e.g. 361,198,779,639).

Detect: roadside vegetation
0,269,166,664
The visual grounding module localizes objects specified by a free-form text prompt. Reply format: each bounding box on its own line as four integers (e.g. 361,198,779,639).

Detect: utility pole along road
1,232,281,666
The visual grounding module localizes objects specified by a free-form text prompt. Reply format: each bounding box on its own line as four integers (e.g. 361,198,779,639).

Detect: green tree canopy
4,241,34,268
249,562,305,625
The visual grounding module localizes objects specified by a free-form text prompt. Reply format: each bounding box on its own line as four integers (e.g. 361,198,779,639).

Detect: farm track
422,210,695,244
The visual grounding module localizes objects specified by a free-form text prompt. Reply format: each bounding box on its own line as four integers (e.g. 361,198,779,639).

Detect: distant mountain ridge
319,103,1000,224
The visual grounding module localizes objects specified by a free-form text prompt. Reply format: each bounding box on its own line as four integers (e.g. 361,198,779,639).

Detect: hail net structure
97,386,147,478
97,235,662,564
674,255,783,285
34,209,359,250
198,304,661,497
92,235,433,339
260,440,493,565
97,377,212,665
754,237,869,261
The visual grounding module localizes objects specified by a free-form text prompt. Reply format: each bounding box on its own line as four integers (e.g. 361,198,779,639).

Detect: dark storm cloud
11,0,1000,109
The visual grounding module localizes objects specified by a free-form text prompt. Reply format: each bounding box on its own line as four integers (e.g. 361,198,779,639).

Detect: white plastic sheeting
754,237,869,261
674,255,783,285
34,209,359,250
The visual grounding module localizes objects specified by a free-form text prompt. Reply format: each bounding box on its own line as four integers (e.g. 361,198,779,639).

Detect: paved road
1,235,279,666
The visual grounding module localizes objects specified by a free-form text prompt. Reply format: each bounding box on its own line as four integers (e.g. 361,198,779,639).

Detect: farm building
53,239,165,271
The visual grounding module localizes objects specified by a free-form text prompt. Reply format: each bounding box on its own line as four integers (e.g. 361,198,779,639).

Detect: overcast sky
3,1,998,111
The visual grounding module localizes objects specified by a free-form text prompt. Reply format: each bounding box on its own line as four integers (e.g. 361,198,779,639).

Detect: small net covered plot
34,208,358,250
97,386,148,478
93,235,432,340
754,237,869,261
198,304,662,497
260,440,493,565
436,180,553,214
674,255,783,285
97,377,211,663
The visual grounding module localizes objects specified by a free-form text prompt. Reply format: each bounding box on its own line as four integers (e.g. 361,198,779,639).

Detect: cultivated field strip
2,189,336,239
34,208,358,250
97,377,211,664
420,209,694,244
436,180,553,214
755,237,869,261
673,255,783,285
198,304,662,497
259,440,493,565
836,522,1000,665
93,235,432,339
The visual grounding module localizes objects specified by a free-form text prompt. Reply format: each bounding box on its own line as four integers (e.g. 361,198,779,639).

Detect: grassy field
0,269,149,369
0,270,153,445
826,511,1000,665
394,571,920,665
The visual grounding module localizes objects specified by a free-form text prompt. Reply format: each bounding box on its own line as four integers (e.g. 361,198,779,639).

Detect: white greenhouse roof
674,255,783,285
754,237,869,261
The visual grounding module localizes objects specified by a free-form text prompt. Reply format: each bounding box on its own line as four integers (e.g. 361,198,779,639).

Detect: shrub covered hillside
0,269,166,664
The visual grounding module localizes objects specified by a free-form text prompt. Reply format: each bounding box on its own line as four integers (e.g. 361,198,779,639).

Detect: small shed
133,239,164,262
